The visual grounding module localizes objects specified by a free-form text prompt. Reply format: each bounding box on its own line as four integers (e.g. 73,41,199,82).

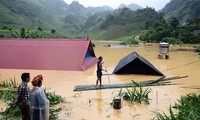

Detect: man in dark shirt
96,56,107,87
14,72,31,120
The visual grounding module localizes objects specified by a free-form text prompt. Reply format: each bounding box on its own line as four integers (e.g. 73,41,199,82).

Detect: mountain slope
87,5,113,15
83,8,162,40
0,0,67,32
0,0,115,37
162,0,200,22
118,3,143,11
3,0,199,40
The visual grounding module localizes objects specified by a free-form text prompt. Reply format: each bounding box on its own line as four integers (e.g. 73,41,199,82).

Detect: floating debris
74,76,188,91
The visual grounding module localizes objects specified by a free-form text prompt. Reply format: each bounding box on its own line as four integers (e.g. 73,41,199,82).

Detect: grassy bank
154,91,200,120
0,78,66,120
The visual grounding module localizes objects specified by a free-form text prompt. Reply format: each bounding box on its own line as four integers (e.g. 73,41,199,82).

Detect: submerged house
0,39,97,71
113,52,164,76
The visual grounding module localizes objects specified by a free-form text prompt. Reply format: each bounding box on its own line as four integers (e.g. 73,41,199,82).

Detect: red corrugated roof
0,38,97,71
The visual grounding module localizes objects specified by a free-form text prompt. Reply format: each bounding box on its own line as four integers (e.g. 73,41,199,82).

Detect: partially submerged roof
113,52,164,76
0,39,97,71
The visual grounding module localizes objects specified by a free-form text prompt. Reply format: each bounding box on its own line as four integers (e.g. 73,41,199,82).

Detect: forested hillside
0,0,145,39
0,0,199,41
138,0,200,44
0,0,113,38
83,8,163,40
118,3,142,11
162,0,200,22
0,0,69,37
139,0,200,44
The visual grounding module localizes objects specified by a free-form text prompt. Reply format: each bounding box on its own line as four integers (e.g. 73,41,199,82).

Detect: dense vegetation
0,0,199,42
155,92,200,120
117,86,151,104
0,0,113,38
162,0,200,22
84,7,163,40
0,78,65,120
0,0,64,29
140,0,200,44
139,17,200,44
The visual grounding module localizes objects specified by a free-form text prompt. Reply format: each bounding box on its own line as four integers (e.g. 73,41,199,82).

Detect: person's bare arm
100,62,107,72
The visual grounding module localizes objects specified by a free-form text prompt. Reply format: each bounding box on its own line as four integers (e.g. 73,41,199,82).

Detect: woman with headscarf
30,75,49,120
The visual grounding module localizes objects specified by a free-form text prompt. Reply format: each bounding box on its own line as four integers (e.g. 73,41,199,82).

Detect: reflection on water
0,42,200,119
113,109,121,118
96,90,102,114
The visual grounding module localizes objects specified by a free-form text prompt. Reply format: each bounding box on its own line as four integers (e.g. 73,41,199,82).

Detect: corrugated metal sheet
0,39,97,71
113,52,164,76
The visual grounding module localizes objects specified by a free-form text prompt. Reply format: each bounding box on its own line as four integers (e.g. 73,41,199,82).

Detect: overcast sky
63,0,170,11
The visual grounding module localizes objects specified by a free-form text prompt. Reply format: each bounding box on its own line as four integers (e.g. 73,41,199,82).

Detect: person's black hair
21,73,30,82
99,56,102,59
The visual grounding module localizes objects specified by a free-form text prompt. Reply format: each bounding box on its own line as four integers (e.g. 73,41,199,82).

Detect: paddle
105,66,110,83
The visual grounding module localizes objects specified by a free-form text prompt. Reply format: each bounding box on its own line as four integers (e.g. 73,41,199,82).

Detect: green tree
37,27,43,31
51,29,56,34
161,37,183,45
9,27,43,38
139,29,155,42
2,26,8,30
169,16,179,29
188,35,200,43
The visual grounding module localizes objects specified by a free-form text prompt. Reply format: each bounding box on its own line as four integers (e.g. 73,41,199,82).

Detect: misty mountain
118,3,143,11
0,0,199,40
87,6,114,15
0,0,69,35
118,3,142,11
161,0,200,22
62,1,88,34
82,8,163,40
118,4,126,9
128,3,143,11
0,0,116,37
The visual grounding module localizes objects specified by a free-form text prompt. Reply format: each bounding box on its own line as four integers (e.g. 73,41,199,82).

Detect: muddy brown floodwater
0,41,200,120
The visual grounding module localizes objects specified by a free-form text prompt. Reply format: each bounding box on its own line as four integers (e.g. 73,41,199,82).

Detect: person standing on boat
96,56,107,87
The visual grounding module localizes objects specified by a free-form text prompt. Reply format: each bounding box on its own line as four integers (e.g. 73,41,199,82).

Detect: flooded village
0,0,200,119
0,41,199,119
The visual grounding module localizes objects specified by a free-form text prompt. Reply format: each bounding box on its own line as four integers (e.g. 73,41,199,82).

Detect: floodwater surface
0,41,200,120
